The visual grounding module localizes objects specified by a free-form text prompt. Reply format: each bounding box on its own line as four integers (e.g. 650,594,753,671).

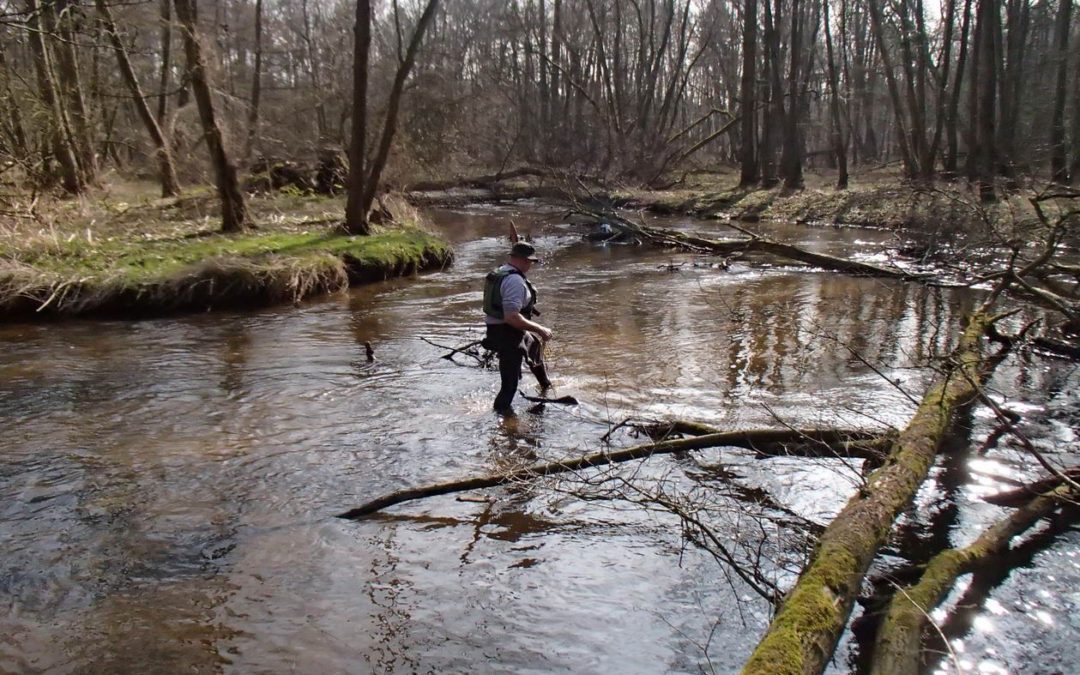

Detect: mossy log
337,427,866,519
870,483,1075,675
741,312,993,675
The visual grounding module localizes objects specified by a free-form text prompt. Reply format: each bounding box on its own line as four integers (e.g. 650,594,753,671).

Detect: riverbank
0,186,452,320
406,166,1050,240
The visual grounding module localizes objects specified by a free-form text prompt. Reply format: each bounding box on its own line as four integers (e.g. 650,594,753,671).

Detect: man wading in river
482,242,553,415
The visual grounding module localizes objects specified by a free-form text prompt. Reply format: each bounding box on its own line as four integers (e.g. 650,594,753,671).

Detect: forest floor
0,182,452,320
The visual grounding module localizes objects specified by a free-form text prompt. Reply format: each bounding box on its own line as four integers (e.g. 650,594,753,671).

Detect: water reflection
1,207,1077,673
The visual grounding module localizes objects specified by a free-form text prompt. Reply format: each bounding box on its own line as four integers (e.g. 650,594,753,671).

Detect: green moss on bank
0,225,452,320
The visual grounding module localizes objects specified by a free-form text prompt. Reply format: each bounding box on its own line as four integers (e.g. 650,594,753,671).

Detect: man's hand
535,325,553,342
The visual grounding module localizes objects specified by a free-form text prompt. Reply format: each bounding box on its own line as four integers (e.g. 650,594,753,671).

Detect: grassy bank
0,185,452,320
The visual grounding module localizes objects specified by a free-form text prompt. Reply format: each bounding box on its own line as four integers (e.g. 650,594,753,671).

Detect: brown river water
1,204,1078,673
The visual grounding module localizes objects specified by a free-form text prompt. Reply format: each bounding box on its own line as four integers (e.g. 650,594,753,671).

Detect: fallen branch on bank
336,427,871,520
870,483,1076,675
741,311,995,675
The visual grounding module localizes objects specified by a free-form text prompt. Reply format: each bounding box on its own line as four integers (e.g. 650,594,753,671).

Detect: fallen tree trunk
337,427,869,519
870,483,1075,675
577,207,924,280
741,312,994,675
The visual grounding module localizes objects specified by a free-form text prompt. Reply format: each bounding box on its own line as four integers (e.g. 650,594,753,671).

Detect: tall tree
738,0,759,187
174,0,250,232
823,0,848,189
1049,0,1072,183
25,0,83,194
244,0,264,162
343,0,440,235
94,0,180,197
974,0,998,200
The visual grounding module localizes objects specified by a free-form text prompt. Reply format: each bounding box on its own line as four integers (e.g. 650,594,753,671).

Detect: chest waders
482,267,551,412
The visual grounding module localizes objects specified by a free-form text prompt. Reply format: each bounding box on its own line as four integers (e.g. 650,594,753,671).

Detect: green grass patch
0,187,452,319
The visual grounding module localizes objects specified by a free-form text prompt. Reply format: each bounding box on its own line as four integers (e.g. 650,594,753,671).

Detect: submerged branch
337,427,870,519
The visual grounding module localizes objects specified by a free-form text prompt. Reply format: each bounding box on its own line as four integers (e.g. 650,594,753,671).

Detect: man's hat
510,242,540,262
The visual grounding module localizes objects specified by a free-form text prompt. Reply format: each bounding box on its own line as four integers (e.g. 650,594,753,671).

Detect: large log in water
740,312,993,675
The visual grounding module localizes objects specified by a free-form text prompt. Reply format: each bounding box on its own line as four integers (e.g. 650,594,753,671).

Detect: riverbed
2,205,1077,673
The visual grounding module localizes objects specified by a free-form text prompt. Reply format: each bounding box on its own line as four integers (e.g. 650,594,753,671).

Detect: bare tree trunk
157,0,172,124
738,0,759,187
359,0,440,218
48,0,98,185
174,0,250,232
975,0,998,201
760,0,782,187
944,0,973,175
343,0,372,234
300,0,328,140
823,0,847,189
1049,0,1071,183
25,0,83,194
243,0,264,162
95,0,180,197
780,0,803,190
0,38,30,159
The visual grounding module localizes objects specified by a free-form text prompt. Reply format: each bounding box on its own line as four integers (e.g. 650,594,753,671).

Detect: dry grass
0,181,451,319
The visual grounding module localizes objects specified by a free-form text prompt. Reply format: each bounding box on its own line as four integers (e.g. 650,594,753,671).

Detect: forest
1,1,1079,674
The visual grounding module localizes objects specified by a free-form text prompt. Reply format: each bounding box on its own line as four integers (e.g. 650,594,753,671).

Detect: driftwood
741,312,994,675
337,427,868,520
574,207,926,280
870,483,1075,675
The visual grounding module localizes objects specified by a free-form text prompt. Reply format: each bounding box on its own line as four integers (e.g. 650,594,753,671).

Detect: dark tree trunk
945,0,973,175
174,0,250,232
244,0,264,162
738,0,759,187
343,0,440,235
343,0,372,234
823,0,847,189
157,0,172,124
1049,0,1071,183
48,0,98,186
780,0,803,190
95,0,180,197
975,0,998,201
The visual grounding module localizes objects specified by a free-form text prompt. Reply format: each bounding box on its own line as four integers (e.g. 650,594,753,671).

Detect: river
1,204,1077,673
